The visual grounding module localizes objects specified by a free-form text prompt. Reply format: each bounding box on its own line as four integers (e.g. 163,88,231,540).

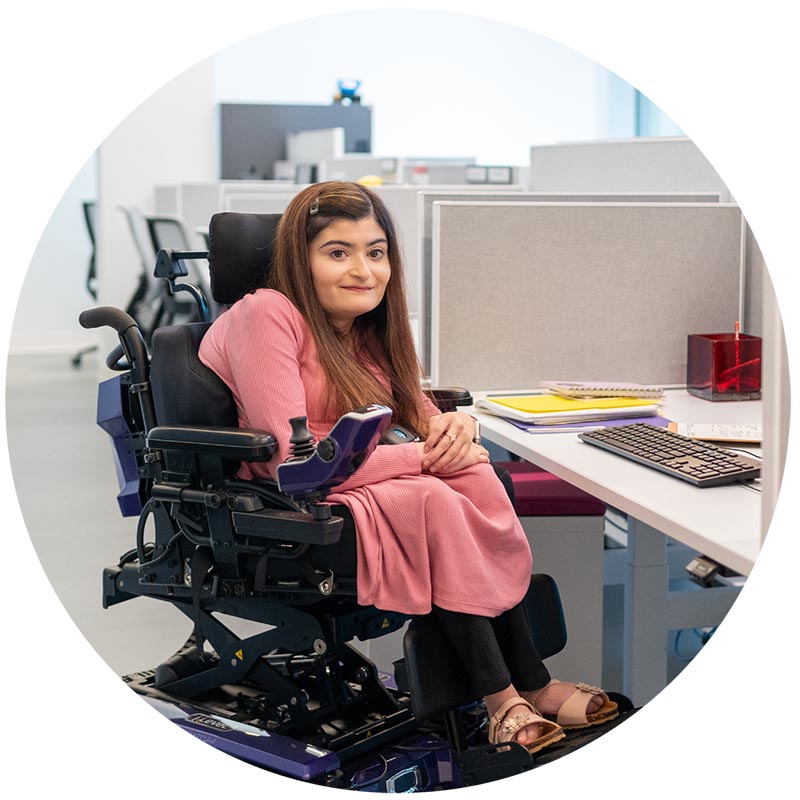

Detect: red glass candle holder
686,333,762,401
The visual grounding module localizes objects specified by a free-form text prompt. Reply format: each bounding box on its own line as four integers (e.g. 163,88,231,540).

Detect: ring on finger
447,434,456,445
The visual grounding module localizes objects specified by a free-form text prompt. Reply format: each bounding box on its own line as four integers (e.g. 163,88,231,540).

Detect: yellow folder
487,395,656,413
476,394,660,424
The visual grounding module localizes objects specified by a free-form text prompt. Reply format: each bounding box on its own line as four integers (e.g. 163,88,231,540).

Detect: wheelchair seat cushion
151,323,238,427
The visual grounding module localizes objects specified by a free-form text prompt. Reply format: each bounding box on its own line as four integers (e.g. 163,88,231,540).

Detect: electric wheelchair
81,211,627,789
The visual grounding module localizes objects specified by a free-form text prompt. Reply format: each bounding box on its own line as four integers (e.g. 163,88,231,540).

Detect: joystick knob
288,416,316,460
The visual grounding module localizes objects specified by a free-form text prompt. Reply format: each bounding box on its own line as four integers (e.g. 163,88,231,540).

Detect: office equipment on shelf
687,330,762,401
219,102,372,180
465,165,514,184
286,127,345,163
578,423,761,487
667,422,763,443
541,380,665,400
475,394,660,424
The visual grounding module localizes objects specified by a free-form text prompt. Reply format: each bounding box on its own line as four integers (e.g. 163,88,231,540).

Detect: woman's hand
419,411,487,474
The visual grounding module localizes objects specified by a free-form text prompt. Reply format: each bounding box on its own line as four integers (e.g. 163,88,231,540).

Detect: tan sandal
528,679,619,730
488,696,565,754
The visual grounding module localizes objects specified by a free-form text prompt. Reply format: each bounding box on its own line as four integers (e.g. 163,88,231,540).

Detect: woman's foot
485,686,565,752
523,679,618,730
522,681,603,718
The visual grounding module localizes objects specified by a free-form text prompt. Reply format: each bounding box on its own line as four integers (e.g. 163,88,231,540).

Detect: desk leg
623,518,668,707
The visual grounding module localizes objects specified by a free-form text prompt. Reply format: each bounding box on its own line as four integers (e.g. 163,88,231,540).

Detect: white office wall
212,9,631,165
11,153,98,352
96,61,216,313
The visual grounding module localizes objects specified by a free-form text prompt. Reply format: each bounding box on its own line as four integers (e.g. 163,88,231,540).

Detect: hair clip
309,198,320,216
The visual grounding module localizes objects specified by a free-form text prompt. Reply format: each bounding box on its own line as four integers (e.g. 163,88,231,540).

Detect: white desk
472,389,762,705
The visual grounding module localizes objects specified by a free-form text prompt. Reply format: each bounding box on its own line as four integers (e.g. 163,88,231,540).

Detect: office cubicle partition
223,191,302,215
373,184,525,321
744,224,766,336
430,202,746,390
417,191,723,374
154,181,304,232
529,137,733,201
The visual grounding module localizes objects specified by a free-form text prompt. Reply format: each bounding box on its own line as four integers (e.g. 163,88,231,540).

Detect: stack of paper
475,394,662,425
540,380,665,400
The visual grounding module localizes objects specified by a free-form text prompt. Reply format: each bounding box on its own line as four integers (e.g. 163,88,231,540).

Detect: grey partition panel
224,192,299,214
744,223,765,336
431,203,744,390
418,191,721,373
373,185,524,323
529,138,733,200
154,185,179,215
181,185,226,231
373,187,422,314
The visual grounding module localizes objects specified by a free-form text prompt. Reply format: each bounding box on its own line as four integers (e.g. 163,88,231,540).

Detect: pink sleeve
201,291,421,491
422,392,442,418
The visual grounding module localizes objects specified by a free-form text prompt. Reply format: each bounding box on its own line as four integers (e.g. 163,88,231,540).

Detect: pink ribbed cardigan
198,289,532,616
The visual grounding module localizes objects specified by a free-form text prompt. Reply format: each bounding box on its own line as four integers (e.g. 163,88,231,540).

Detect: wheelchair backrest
150,323,237,428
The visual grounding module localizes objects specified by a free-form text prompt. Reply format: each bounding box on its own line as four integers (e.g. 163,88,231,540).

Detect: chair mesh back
147,217,191,251
150,323,238,428
207,212,281,305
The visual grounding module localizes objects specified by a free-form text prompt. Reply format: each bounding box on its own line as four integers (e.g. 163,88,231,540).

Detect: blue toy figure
335,79,362,104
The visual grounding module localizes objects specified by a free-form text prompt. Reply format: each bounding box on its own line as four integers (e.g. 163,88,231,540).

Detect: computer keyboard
578,423,760,487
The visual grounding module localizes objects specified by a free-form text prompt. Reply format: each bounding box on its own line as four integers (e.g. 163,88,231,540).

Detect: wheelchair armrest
232,507,342,545
147,425,277,461
427,386,473,412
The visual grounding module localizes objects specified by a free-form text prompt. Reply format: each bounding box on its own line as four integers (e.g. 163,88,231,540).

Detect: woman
199,181,617,753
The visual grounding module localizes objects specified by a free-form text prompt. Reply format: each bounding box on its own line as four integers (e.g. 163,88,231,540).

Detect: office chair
80,212,577,787
146,213,217,320
71,201,100,368
116,204,173,341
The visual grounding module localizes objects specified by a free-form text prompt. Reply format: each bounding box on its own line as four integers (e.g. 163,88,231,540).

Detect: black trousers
432,601,551,698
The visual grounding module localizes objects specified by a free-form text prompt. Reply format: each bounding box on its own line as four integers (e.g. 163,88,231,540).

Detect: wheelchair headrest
150,323,238,428
207,212,282,305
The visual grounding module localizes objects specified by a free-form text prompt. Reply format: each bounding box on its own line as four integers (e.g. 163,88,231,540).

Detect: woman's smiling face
308,215,391,333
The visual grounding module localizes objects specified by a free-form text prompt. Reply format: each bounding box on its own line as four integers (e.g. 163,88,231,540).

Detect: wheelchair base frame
123,667,468,789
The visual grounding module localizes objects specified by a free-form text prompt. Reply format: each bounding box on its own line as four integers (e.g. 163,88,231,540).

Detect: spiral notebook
541,380,665,400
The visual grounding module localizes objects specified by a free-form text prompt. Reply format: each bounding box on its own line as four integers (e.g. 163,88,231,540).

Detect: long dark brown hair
270,181,430,437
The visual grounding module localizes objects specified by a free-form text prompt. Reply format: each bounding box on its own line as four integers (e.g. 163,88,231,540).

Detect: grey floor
6,352,704,691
